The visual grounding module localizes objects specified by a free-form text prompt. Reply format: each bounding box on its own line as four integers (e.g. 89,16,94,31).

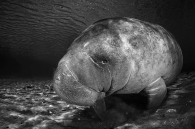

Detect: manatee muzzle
53,60,105,106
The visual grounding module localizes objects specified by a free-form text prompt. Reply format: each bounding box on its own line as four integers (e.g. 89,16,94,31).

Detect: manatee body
53,17,183,113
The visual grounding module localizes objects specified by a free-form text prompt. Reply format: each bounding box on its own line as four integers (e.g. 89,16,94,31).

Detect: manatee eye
92,54,109,66
100,59,108,64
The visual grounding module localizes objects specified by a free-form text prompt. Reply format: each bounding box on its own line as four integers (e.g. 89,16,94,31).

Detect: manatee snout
53,55,106,106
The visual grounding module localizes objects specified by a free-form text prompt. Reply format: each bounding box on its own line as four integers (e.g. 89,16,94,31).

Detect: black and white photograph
0,0,195,128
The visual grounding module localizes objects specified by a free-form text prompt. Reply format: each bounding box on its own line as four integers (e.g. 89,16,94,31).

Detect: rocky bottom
0,72,195,129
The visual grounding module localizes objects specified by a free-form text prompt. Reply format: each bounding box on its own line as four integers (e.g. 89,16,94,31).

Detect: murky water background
1,72,195,129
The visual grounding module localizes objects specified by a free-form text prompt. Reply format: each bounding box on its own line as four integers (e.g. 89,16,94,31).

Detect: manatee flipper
144,77,167,108
92,98,107,121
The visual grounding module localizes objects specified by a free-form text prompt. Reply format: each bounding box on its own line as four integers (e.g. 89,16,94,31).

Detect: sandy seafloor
1,72,195,129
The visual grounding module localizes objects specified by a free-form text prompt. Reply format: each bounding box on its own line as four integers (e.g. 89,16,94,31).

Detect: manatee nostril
55,76,61,83
53,68,62,85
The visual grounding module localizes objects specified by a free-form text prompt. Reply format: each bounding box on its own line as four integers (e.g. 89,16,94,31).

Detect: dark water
0,72,195,129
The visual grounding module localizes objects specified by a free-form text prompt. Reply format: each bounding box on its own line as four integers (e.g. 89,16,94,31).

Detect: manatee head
53,18,131,106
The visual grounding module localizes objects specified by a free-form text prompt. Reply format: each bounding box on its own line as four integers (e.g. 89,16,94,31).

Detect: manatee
53,17,183,120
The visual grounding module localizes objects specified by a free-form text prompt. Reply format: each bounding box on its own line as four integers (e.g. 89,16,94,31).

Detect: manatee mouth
53,59,106,106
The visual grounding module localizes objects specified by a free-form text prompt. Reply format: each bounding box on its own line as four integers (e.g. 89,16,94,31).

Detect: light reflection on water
0,72,195,129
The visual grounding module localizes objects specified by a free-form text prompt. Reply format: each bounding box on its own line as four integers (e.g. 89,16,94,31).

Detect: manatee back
113,18,183,94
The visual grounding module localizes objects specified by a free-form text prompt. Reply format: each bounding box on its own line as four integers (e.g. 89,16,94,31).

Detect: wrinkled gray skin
53,17,183,111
